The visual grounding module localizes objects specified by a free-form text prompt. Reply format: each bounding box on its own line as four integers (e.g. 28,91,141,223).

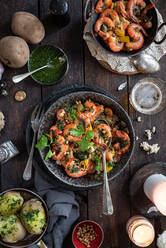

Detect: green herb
35,135,48,150
77,130,94,152
94,157,101,172
71,166,79,173
85,130,94,141
78,138,89,152
36,134,53,161
108,161,115,168
66,108,78,120
57,124,64,131
45,134,53,144
45,149,54,161
70,124,84,137
74,151,88,160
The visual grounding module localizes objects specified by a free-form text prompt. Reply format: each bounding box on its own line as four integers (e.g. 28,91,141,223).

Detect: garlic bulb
157,231,166,248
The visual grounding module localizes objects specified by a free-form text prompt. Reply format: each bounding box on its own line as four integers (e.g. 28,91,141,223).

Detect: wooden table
0,1,166,247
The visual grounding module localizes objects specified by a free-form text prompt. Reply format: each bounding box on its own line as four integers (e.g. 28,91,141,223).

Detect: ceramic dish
37,91,135,189
0,188,49,248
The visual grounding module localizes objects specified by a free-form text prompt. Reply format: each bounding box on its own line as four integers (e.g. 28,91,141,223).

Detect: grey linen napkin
30,172,80,248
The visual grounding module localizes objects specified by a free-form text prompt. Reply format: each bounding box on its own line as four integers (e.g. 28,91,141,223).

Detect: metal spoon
130,54,160,73
12,64,56,84
94,119,114,215
37,240,48,248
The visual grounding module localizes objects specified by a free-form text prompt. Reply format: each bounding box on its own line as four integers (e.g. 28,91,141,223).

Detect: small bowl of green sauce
28,45,69,85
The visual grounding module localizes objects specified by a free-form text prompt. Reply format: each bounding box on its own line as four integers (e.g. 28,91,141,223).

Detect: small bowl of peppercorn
72,220,104,248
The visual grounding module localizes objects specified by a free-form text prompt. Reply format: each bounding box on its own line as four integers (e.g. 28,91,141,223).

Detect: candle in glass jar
126,215,155,247
144,174,166,215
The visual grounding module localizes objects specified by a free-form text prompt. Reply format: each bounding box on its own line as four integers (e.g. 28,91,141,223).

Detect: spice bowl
72,220,104,248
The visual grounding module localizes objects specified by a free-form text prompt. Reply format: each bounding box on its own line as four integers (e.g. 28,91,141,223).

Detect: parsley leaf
94,157,101,172
70,124,84,137
66,108,78,120
35,135,48,150
78,138,89,152
85,130,94,141
45,149,54,161
45,134,53,144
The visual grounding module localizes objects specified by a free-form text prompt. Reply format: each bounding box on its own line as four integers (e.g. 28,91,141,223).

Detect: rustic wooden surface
0,0,166,247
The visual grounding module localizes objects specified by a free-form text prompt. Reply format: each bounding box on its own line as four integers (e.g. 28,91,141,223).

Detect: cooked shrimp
54,135,65,145
127,23,147,40
107,32,124,52
106,149,115,161
78,100,97,121
100,9,120,24
141,3,155,20
115,1,129,19
91,105,104,123
141,3,154,29
65,159,90,178
63,123,82,142
52,144,69,161
112,130,130,155
120,17,130,30
95,0,112,14
105,107,113,117
49,125,62,138
127,0,146,23
56,109,66,120
125,32,144,50
94,17,114,40
94,123,112,146
142,21,152,29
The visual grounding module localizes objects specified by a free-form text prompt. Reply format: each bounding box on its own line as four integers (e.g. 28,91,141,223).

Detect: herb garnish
35,134,53,161
77,130,94,152
94,157,101,172
70,124,84,137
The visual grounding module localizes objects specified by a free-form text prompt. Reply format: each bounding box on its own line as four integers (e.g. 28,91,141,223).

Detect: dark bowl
91,0,158,57
28,45,69,86
0,188,49,248
37,91,135,189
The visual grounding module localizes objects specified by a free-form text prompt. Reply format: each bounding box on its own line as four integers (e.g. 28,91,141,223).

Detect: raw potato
0,36,29,68
11,11,45,44
0,215,26,243
0,191,24,216
20,198,46,235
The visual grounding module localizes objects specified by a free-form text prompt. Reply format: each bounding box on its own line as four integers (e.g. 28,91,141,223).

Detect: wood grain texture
39,0,84,100
0,0,41,191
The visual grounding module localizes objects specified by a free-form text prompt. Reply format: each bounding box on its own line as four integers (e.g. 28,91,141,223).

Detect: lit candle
144,174,166,215
126,215,155,247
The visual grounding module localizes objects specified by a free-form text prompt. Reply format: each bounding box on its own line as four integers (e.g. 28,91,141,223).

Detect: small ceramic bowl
72,220,104,248
0,188,49,248
28,45,69,86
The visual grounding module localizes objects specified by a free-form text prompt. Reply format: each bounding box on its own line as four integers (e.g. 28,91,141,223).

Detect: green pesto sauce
29,45,67,84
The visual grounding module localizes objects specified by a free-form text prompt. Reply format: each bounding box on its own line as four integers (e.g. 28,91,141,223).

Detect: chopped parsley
70,124,84,137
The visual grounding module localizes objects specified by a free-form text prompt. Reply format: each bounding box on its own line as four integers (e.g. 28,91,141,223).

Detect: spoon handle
12,64,48,83
102,151,114,215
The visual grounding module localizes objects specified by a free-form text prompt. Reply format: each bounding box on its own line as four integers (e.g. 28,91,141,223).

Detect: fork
23,104,44,181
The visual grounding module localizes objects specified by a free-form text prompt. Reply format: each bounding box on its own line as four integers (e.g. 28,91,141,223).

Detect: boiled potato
0,215,26,243
20,198,46,235
11,11,45,44
0,191,24,216
0,36,30,68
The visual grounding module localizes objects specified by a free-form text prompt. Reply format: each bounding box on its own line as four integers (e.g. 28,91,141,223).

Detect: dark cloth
29,172,80,248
